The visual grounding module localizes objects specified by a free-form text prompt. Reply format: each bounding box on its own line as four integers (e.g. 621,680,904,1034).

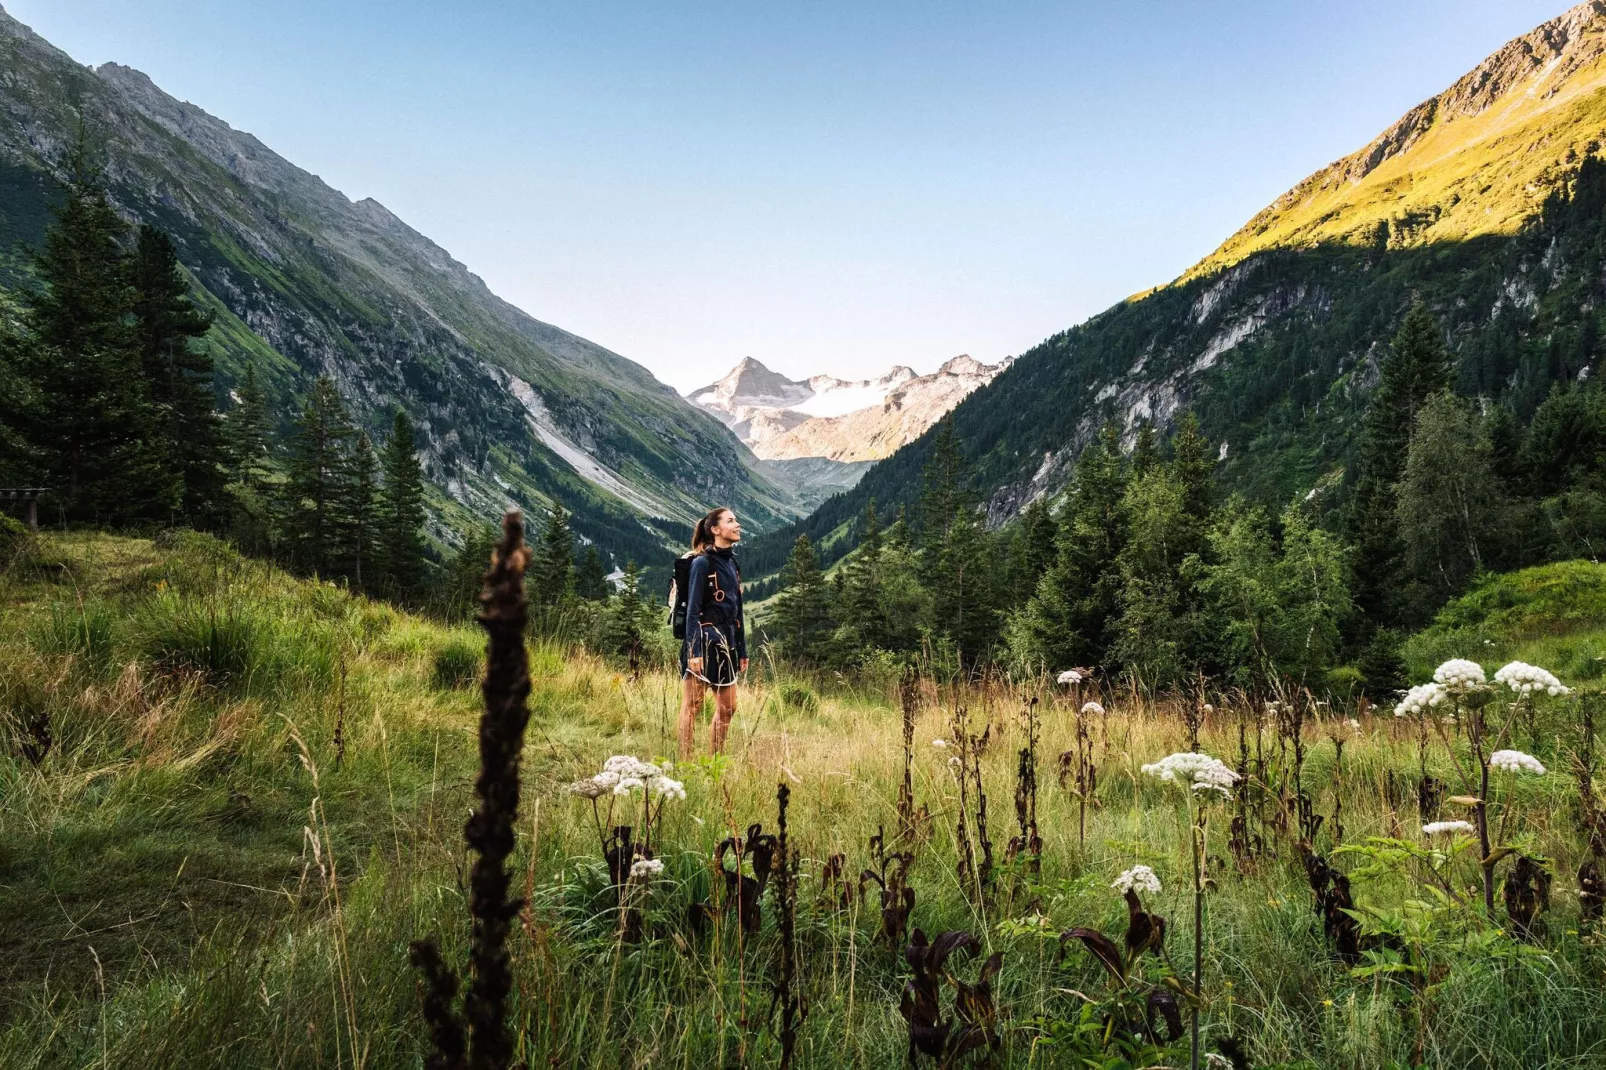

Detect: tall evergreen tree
772,533,833,664
607,562,652,670
1349,303,1452,630
1005,497,1058,605
837,499,890,657
17,145,172,523
283,376,355,575
530,500,575,611
575,544,610,602
130,224,225,523
1013,422,1128,671
377,409,427,597
226,361,277,554
345,430,379,590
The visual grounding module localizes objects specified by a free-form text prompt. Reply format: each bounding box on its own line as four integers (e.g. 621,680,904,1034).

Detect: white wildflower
568,778,610,800
1345,718,1361,733
613,776,645,795
1422,820,1476,835
1489,749,1546,775
1141,752,1239,797
1203,703,1214,713
1082,701,1105,715
648,775,687,801
1111,864,1162,895
1395,682,1447,718
1493,661,1570,697
603,755,661,778
948,756,962,769
1433,659,1486,691
629,857,664,880
1057,669,1083,685
932,738,949,749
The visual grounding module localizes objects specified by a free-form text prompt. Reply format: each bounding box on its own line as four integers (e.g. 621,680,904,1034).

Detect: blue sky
6,0,1571,391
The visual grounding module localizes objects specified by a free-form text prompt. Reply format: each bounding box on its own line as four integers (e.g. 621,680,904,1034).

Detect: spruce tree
607,561,652,670
840,499,890,656
530,500,575,613
130,224,225,524
226,362,277,554
1015,422,1128,670
575,544,610,601
1349,303,1452,630
17,145,173,523
772,533,832,664
1396,391,1505,608
283,376,355,575
345,430,379,590
377,409,427,597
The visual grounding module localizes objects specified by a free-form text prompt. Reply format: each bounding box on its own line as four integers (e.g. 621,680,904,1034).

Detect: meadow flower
1422,820,1476,835
603,755,661,778
568,778,611,799
1141,751,1239,797
1395,682,1447,717
1345,718,1361,733
1493,661,1570,697
1081,701,1104,715
648,775,686,800
1433,658,1486,691
1057,669,1083,685
1489,749,1546,775
932,738,949,749
629,858,664,880
1112,864,1162,895
613,776,645,795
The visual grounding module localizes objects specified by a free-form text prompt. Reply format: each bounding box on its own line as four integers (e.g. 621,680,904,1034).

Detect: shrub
0,514,27,568
780,682,819,714
432,637,482,690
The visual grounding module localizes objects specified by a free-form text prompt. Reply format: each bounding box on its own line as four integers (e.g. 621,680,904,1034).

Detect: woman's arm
684,554,709,659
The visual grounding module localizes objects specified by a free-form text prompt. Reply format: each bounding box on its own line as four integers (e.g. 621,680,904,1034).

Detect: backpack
668,552,706,640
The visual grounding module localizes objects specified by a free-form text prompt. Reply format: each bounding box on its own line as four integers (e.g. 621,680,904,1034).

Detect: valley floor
3,533,1605,1068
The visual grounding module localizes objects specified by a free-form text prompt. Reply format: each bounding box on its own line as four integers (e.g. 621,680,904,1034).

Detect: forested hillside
0,5,794,571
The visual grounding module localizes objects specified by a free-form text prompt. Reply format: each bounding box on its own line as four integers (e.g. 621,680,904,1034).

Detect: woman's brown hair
691,506,733,553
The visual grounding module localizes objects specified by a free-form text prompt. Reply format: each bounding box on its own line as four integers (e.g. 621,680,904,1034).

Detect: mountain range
0,4,799,568
745,0,1606,578
690,355,1003,463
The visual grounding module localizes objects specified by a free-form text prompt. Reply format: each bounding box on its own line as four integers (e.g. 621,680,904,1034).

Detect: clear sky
5,0,1573,392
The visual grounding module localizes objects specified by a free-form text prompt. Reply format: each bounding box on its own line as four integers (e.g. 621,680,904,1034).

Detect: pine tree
226,361,277,554
283,376,355,575
345,430,379,590
130,224,225,524
607,561,652,670
530,500,576,611
1349,303,1452,630
16,144,173,523
772,534,832,664
575,544,610,602
377,409,427,597
1014,422,1128,671
437,523,497,620
1396,391,1505,608
1131,423,1160,476
838,499,890,657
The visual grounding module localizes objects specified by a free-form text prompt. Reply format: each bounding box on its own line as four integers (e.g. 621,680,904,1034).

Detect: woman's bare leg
678,674,706,759
710,685,737,753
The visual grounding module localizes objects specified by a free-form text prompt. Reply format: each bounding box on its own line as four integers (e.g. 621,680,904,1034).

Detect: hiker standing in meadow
673,506,747,757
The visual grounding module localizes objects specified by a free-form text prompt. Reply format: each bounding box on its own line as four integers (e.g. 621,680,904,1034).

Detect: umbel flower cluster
1493,661,1571,697
1489,749,1547,775
1081,701,1105,715
1140,752,1239,797
1394,682,1447,717
1422,820,1476,836
1433,658,1487,691
1057,669,1083,686
1112,864,1162,895
569,755,686,800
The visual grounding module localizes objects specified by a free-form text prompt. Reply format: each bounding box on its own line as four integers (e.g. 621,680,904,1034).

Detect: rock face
0,5,797,564
690,355,1003,463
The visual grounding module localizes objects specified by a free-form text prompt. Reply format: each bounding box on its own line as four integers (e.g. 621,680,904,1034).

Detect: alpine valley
0,4,801,569
746,0,1606,580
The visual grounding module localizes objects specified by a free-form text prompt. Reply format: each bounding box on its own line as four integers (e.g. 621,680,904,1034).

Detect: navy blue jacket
685,546,745,660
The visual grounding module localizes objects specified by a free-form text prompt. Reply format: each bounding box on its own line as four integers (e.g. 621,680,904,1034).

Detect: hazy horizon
5,0,1573,392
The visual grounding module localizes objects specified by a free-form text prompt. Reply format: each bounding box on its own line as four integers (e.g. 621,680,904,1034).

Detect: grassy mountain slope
0,7,795,566
746,1,1606,579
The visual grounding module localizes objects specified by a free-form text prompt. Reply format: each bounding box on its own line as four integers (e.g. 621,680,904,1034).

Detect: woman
678,506,747,757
